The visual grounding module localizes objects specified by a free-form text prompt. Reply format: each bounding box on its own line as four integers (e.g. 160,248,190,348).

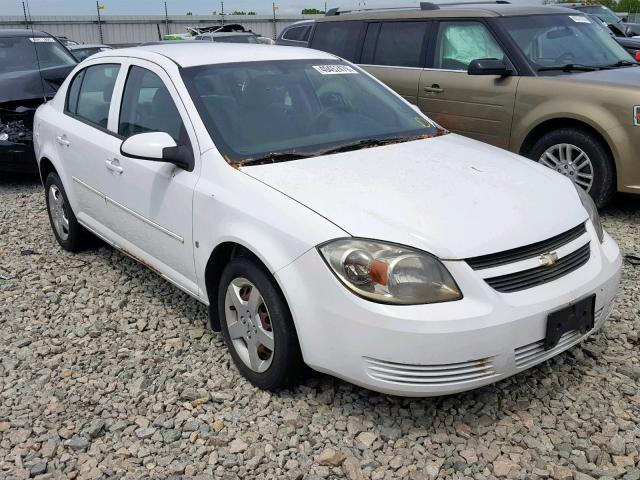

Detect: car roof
316,4,577,21
96,43,337,68
0,29,49,37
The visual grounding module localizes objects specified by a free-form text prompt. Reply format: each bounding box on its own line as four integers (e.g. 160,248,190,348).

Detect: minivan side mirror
468,58,513,77
120,132,194,171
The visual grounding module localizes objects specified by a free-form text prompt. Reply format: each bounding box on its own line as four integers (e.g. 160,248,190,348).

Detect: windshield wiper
537,64,603,73
239,152,310,167
319,135,427,156
602,60,638,68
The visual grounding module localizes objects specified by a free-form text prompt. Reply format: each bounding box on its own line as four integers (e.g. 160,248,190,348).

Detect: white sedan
33,43,622,396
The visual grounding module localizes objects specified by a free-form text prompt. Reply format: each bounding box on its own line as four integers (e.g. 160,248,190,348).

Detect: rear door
359,21,431,104
56,62,121,234
418,20,519,148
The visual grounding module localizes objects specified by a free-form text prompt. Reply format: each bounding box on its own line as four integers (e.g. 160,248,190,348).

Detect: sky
6,0,538,16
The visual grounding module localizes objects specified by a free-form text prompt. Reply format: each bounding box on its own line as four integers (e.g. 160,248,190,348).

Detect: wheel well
519,118,614,162
204,242,262,331
39,157,56,183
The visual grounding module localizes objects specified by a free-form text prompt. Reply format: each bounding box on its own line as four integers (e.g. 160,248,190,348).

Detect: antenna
24,0,47,102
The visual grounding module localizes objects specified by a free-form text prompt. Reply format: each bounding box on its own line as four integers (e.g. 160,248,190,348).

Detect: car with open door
307,3,640,207
34,43,621,396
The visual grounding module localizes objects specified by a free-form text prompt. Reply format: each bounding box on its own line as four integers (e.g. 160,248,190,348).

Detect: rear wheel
218,256,303,390
45,172,93,252
528,128,616,207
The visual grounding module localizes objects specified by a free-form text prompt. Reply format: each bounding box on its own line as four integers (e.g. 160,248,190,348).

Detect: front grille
514,306,604,368
364,356,496,386
484,242,590,293
466,223,586,270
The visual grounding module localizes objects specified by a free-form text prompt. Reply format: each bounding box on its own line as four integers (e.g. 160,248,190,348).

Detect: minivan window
370,22,428,68
182,59,443,163
310,21,363,62
499,14,632,72
72,63,119,128
119,66,185,143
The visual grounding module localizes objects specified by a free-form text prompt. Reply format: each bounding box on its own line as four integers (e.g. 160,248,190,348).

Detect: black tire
217,256,303,390
44,172,93,252
528,128,616,208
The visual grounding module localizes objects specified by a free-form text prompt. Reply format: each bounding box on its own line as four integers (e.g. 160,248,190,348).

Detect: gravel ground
1,175,639,480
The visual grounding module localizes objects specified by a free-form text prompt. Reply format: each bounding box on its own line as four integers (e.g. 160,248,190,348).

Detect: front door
418,20,519,149
103,60,201,297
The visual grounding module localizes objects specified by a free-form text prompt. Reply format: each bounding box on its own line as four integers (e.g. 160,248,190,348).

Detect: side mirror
622,16,628,22
468,58,513,76
120,132,194,171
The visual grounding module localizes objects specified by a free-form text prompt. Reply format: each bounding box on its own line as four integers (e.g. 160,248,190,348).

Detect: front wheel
217,256,303,390
528,128,616,207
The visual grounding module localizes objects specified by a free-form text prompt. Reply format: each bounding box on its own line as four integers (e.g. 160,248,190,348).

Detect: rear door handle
56,135,70,147
423,84,444,94
105,158,123,175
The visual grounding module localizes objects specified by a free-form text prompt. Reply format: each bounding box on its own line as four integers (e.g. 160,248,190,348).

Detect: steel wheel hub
48,185,70,241
224,277,274,373
538,143,594,192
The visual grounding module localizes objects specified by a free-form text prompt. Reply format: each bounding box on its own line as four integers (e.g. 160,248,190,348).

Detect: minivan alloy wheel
48,184,70,241
538,143,594,192
224,277,275,373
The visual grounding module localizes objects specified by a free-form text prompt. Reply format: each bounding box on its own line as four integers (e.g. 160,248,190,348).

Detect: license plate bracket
545,295,595,350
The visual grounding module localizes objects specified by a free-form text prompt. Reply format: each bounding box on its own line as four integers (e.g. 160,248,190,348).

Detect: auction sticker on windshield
30,37,55,42
313,65,358,75
569,15,591,23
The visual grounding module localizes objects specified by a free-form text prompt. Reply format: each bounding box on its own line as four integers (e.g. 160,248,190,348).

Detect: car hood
558,65,640,88
240,134,587,259
0,64,74,104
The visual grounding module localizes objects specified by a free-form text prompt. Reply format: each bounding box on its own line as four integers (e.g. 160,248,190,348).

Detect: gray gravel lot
1,176,639,480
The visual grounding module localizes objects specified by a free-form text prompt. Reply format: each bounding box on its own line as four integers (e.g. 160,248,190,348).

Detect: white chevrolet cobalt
34,44,621,396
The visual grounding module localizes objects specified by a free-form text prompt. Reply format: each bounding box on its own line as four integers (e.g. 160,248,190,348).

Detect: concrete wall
0,15,321,46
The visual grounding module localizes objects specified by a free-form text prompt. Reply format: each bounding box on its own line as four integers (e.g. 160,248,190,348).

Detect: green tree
302,8,325,14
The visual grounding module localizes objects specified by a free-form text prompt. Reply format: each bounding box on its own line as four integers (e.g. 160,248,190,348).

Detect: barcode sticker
313,65,358,75
569,15,591,23
29,37,55,43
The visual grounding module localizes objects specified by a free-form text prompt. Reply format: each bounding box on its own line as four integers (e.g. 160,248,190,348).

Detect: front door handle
423,84,444,94
105,158,123,175
56,135,70,147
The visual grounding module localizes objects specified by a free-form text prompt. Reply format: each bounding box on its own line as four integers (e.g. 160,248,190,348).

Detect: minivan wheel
45,172,93,252
528,128,615,207
218,256,303,390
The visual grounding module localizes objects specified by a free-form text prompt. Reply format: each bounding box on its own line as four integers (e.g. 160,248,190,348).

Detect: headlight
318,239,462,305
574,184,604,243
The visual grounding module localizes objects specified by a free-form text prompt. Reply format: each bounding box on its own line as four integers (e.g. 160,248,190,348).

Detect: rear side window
67,63,119,128
366,22,428,68
283,25,311,41
310,21,363,61
118,66,185,144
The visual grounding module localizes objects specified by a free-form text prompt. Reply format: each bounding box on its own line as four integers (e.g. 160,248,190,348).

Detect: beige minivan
307,3,640,206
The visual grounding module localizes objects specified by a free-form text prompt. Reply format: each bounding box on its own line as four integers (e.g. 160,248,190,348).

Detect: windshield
499,14,632,73
0,36,76,75
577,6,621,24
182,59,443,163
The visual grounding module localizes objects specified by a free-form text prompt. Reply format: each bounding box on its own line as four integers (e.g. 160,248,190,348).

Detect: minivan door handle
105,158,123,175
423,84,444,94
56,135,70,147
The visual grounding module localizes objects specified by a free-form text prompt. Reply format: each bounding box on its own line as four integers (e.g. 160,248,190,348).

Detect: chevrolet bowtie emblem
539,252,559,267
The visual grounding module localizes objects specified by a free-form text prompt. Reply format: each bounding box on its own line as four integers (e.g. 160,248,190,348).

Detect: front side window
69,63,119,128
182,59,443,163
118,66,185,143
371,22,428,68
499,14,632,72
434,21,506,71
283,26,310,41
310,21,364,61
0,36,76,74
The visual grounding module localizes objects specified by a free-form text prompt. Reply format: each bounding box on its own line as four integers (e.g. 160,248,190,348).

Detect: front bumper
0,141,38,174
276,226,622,396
